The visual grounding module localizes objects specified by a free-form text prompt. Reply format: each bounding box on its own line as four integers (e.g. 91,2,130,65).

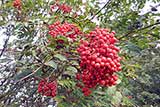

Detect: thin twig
0,34,11,58
16,66,42,83
90,0,112,20
0,48,20,52
119,22,160,40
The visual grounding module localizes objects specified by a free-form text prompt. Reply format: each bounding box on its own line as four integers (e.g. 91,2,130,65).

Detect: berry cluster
51,3,72,13
38,79,57,97
48,21,81,40
76,27,121,96
13,0,21,10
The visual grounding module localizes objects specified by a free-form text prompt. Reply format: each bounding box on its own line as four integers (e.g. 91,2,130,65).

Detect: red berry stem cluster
13,0,21,10
76,27,121,96
48,21,81,41
51,3,72,13
38,79,57,97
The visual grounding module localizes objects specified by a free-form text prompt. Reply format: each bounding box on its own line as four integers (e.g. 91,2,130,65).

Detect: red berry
76,73,81,80
96,58,101,63
76,27,121,96
48,21,81,41
113,75,118,81
100,80,106,86
100,62,105,67
13,0,21,10
91,61,95,66
95,63,100,68
82,87,92,96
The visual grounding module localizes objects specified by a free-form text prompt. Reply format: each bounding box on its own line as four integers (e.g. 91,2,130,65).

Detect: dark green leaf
54,54,67,61
45,60,57,69
14,69,32,80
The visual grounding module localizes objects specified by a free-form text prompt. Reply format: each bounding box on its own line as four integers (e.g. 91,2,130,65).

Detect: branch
0,25,14,58
0,48,20,52
0,34,11,58
119,22,160,40
90,0,112,20
139,22,160,31
16,66,42,83
64,15,82,28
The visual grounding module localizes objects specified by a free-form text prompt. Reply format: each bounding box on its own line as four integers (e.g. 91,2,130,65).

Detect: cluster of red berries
13,0,21,10
38,79,57,97
48,21,81,40
51,3,72,13
76,27,121,96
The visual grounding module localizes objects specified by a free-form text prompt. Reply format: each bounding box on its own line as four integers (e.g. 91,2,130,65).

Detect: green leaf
45,60,57,69
67,66,78,73
34,69,42,77
57,102,69,107
71,60,79,66
83,26,90,32
55,95,66,103
65,66,78,76
54,54,67,61
58,79,75,88
116,79,121,84
112,91,123,105
122,88,131,95
14,69,32,80
124,42,142,53
122,96,133,106
106,86,116,95
56,35,68,43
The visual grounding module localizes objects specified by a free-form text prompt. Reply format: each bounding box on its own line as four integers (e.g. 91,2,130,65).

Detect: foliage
128,46,160,106
0,0,160,107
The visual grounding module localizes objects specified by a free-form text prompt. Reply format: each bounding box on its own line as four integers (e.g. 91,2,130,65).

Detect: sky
0,29,6,49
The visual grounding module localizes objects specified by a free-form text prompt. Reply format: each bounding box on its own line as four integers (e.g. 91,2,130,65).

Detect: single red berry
76,73,81,80
99,80,106,86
